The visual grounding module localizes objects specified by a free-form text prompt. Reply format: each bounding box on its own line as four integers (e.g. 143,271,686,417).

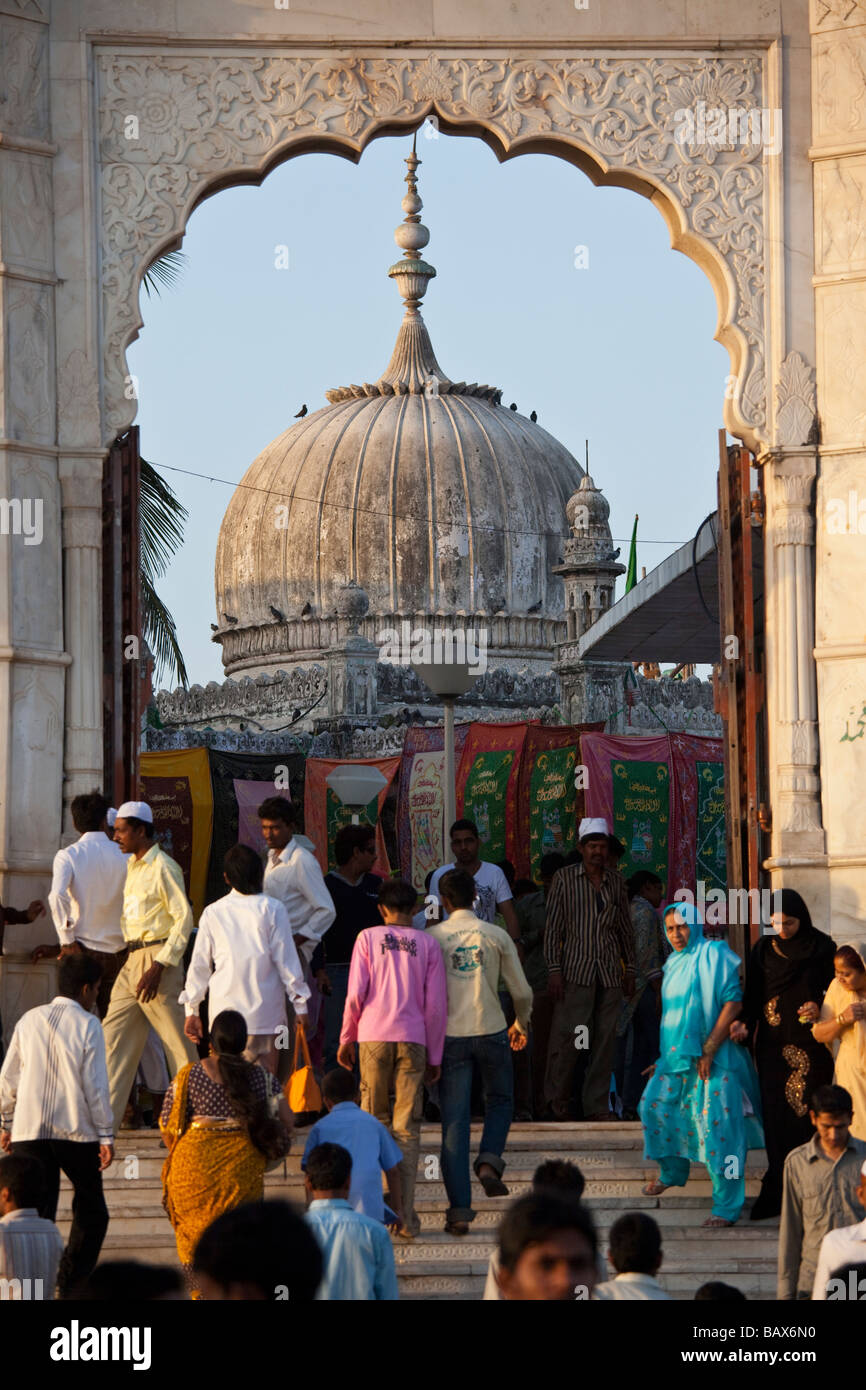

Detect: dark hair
497,859,516,889
122,815,154,840
257,796,295,826
322,1068,358,1105
438,868,475,911
333,824,376,867
58,953,102,999
192,1200,322,1301
71,791,109,834
513,878,537,897
626,870,663,901
498,1193,597,1273
607,835,626,861
694,1280,747,1302
0,1154,45,1208
73,1260,184,1301
209,1011,287,1161
224,843,264,895
563,849,583,866
449,818,478,839
810,1083,853,1117
378,878,417,915
532,1160,585,1199
539,853,566,880
824,1261,866,1298
305,1142,352,1191
608,1212,662,1274
835,944,866,973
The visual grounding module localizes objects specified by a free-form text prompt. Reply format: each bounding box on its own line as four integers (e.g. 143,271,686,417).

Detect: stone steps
53,1122,780,1300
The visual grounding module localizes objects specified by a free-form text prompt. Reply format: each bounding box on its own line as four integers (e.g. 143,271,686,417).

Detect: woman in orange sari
160,1009,292,1295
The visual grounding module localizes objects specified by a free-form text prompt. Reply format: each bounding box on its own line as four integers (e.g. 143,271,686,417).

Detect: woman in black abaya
739,889,836,1221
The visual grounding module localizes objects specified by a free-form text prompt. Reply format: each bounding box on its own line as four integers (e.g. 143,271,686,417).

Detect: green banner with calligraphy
611,759,670,882
461,749,515,864
325,789,378,873
528,746,577,880
695,760,727,894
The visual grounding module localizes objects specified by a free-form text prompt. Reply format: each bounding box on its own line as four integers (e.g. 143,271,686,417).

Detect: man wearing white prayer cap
543,814,636,1122
101,800,197,1131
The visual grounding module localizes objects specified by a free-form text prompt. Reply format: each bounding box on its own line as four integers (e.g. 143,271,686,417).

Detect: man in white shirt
0,1154,64,1300
47,790,129,1018
429,869,531,1235
593,1212,671,1301
0,954,114,1299
428,819,519,940
258,797,336,963
813,1160,866,1298
181,843,310,1074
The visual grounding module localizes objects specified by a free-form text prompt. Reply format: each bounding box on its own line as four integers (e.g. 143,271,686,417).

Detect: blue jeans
323,963,351,1075
439,1030,513,1223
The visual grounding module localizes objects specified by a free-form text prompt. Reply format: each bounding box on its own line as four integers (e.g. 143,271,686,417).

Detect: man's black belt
126,938,168,953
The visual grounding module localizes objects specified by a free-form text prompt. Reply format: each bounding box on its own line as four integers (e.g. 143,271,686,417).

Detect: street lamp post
325,764,389,826
411,659,481,843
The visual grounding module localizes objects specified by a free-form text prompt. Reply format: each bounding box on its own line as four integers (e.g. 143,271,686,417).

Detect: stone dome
214,149,583,678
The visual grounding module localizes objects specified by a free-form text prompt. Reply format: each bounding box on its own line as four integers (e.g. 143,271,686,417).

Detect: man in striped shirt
0,1155,64,1300
543,818,636,1121
0,954,113,1298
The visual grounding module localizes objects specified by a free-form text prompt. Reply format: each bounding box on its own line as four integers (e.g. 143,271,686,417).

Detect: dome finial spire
388,138,436,314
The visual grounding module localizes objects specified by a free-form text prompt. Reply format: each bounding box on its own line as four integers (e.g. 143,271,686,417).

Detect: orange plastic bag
285,1024,322,1114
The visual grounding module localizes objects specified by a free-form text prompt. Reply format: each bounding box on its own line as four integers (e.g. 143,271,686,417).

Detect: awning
576,515,746,665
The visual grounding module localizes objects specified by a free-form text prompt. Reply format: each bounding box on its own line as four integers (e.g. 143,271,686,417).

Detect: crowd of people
0,790,865,1300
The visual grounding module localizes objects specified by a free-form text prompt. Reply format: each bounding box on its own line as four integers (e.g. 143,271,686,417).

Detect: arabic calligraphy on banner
611,759,670,883
461,749,515,864
695,760,727,894
528,747,577,880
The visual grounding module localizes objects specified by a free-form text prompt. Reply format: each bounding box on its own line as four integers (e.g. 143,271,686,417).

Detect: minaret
552,473,628,726
553,474,626,640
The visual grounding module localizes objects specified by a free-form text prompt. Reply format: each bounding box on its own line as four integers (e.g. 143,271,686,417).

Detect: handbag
285,1025,322,1114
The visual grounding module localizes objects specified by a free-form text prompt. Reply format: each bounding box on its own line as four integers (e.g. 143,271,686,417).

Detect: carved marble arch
96,51,771,450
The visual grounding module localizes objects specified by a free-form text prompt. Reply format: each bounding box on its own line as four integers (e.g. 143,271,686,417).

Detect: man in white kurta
258,798,335,964
180,843,311,1074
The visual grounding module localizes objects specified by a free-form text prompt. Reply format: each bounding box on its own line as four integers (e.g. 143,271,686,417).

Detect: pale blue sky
128,127,729,689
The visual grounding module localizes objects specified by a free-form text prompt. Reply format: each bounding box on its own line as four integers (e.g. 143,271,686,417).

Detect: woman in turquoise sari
638,902,764,1227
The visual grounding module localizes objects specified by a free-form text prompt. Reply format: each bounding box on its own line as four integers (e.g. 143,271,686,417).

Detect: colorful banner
582,733,672,888
669,733,725,900
516,723,604,880
582,732,726,901
396,725,471,890
695,760,727,894
303,757,400,878
456,722,529,867
234,779,285,855
611,758,671,882
140,748,214,922
205,749,306,907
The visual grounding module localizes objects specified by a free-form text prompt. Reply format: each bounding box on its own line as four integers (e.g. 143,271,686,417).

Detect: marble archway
96,51,798,456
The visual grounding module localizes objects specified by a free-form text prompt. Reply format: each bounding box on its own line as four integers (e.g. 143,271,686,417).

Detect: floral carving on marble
775,351,817,448
96,53,769,441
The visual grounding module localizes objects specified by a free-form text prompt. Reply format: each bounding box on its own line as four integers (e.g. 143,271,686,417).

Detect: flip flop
478,1171,509,1197
642,1179,669,1197
702,1215,735,1228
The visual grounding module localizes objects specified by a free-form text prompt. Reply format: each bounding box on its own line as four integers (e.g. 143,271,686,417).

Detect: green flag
625,514,638,593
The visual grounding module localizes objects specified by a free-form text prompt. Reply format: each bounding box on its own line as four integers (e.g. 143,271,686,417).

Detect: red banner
303,757,400,878
455,721,530,868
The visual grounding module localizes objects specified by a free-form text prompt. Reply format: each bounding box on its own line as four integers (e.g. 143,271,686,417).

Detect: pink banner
233,779,285,855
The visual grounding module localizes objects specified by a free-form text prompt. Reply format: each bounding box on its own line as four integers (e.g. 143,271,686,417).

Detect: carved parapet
155,666,327,729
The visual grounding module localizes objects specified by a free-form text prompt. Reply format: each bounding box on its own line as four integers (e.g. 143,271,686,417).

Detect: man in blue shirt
304,1143,399,1300
302,1068,404,1227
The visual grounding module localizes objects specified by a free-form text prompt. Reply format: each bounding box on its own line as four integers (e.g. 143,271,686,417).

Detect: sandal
478,1171,509,1198
444,1220,470,1236
702,1215,735,1228
642,1179,669,1197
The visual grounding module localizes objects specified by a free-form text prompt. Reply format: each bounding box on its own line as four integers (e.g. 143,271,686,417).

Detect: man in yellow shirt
101,801,197,1131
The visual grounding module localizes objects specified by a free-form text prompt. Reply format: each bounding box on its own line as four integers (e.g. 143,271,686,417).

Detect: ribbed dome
213,149,583,678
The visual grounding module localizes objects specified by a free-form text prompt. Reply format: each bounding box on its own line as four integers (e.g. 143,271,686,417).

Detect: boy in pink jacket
338,878,447,1239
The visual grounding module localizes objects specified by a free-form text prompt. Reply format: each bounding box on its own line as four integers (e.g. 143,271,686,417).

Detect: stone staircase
56,1122,780,1300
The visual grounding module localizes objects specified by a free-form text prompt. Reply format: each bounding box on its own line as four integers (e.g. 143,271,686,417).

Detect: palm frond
142,249,188,299
140,457,188,582
140,570,189,690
